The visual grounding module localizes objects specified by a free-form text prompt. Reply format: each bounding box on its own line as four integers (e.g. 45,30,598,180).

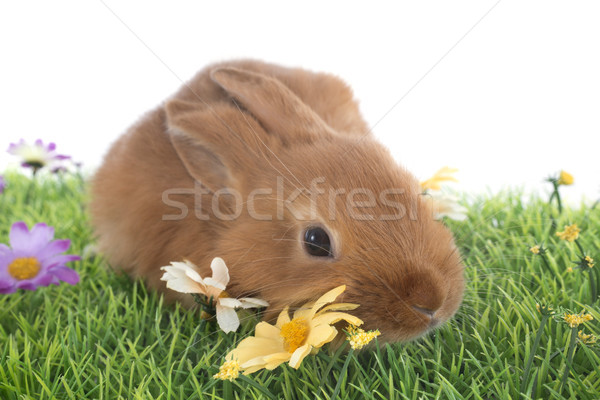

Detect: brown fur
90,59,464,342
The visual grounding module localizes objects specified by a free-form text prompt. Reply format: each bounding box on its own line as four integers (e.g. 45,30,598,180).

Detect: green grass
0,171,599,399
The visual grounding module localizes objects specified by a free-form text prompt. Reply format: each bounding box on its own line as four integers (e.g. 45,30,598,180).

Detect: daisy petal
9,222,31,251
238,297,269,309
263,353,293,370
216,304,240,333
276,306,291,327
49,266,80,285
315,303,359,315
313,311,363,327
219,297,243,309
307,324,338,348
301,285,346,320
209,257,230,287
255,321,282,339
288,344,312,369
203,277,226,291
165,278,204,294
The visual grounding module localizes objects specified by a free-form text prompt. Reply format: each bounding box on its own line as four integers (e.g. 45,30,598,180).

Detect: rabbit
90,59,464,343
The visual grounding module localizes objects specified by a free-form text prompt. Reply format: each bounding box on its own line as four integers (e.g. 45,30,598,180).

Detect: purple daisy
7,139,70,174
0,175,5,194
0,221,80,294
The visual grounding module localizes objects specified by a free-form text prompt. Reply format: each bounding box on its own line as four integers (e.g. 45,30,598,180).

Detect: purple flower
0,175,5,194
0,222,80,294
7,139,70,174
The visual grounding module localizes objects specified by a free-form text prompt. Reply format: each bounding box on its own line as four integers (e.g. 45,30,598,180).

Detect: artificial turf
0,171,598,399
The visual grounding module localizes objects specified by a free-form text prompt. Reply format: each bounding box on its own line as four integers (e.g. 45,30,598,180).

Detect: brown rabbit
90,59,464,343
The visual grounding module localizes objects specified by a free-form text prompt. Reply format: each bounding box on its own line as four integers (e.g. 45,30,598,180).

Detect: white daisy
160,257,268,333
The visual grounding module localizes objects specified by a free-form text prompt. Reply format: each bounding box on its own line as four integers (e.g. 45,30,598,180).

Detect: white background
1,1,598,203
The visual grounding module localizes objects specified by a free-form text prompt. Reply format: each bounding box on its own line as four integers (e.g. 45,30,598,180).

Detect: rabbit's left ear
210,67,335,144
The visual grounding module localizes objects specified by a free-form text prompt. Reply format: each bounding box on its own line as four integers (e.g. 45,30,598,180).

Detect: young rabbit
90,59,464,343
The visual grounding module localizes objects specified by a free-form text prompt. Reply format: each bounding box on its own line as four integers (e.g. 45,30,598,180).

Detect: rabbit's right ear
165,100,272,192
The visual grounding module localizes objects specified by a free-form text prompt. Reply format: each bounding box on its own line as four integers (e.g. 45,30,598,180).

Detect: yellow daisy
226,285,362,374
557,170,574,186
420,167,459,191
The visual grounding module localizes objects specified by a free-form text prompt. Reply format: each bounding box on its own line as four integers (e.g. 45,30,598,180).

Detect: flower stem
553,182,563,214
574,239,585,257
560,326,578,393
25,176,36,204
331,348,354,399
589,268,598,304
540,254,552,273
520,314,550,395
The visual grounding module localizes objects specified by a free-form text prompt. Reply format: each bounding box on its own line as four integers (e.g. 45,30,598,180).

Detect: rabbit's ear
165,100,271,192
210,67,335,144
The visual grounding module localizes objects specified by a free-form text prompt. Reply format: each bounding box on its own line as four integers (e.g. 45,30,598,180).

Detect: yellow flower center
280,317,309,353
7,257,41,280
219,290,231,298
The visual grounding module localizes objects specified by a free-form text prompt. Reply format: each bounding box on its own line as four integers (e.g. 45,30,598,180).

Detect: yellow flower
530,245,540,254
563,312,594,328
225,285,362,374
555,224,580,242
346,325,381,350
566,267,573,273
213,360,241,381
585,256,595,268
557,171,574,186
420,167,459,191
578,330,598,345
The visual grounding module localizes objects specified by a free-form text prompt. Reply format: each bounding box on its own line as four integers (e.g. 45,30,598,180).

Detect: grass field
0,171,599,399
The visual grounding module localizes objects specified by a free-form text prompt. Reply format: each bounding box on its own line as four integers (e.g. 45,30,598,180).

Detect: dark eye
303,227,332,257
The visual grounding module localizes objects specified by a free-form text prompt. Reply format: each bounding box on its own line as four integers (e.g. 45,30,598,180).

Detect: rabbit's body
91,60,464,342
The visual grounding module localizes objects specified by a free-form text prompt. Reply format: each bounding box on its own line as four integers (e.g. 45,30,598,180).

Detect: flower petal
216,304,240,333
36,239,71,261
312,311,363,328
263,353,293,370
294,285,346,320
9,222,31,251
228,336,285,366
238,297,269,309
49,266,80,285
306,324,338,348
165,277,205,294
315,303,359,316
203,277,226,291
276,306,291,328
288,344,312,369
219,297,243,309
255,321,282,339
210,257,230,287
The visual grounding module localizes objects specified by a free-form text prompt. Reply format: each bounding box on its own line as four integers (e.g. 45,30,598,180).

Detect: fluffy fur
90,59,464,342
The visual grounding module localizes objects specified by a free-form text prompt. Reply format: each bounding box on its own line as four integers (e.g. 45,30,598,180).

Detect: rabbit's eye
303,227,332,257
